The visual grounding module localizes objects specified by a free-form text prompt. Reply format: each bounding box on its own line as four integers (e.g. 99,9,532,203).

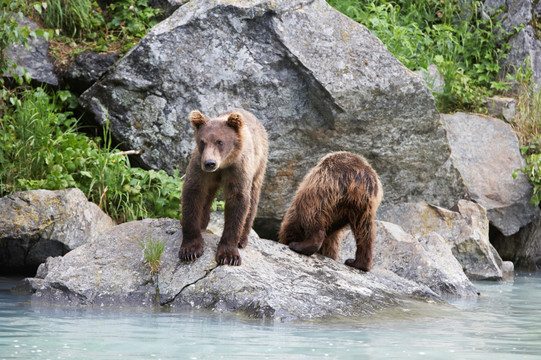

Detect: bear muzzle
203,159,218,172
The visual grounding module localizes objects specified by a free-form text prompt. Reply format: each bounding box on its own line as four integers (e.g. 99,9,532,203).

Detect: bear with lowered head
279,151,383,271
180,109,268,266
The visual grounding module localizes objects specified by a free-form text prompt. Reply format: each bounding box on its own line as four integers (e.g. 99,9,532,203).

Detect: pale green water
1,273,540,359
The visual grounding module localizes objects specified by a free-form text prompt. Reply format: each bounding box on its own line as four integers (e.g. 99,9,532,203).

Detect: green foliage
138,235,165,276
0,87,185,223
514,141,541,206
511,61,541,205
0,0,42,87
103,0,162,51
41,0,102,38
326,0,514,112
35,0,161,54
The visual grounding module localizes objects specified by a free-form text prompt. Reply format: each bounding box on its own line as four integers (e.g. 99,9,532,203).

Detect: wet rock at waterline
0,188,114,272
377,200,512,281
22,218,444,321
79,0,469,239
339,221,479,297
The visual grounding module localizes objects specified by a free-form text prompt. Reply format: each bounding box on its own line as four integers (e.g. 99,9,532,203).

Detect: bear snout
203,160,218,172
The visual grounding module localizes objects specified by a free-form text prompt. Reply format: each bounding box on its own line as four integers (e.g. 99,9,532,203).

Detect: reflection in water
1,273,540,359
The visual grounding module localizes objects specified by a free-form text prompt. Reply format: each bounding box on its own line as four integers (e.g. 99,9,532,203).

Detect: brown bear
279,151,383,271
179,109,268,266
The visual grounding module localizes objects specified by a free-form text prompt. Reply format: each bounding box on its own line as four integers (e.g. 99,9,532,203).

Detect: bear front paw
179,242,204,262
345,258,370,272
216,246,242,266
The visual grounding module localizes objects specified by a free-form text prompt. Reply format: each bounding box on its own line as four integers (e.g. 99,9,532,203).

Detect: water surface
1,273,540,359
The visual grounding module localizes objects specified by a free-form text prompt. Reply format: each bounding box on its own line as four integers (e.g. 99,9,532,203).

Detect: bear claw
216,246,242,266
216,255,242,266
178,244,203,262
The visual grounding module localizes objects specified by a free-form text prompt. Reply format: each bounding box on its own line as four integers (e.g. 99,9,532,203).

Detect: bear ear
226,113,244,132
190,110,207,129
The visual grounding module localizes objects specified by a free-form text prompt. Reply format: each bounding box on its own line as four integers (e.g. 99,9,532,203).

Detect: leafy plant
102,0,162,52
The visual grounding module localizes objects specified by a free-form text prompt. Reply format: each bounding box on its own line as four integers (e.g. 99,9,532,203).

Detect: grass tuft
138,235,166,277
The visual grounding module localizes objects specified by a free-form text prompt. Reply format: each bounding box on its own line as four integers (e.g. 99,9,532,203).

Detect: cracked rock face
24,218,439,321
79,0,468,238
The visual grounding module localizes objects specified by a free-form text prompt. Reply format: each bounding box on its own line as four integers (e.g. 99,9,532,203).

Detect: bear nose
204,160,217,171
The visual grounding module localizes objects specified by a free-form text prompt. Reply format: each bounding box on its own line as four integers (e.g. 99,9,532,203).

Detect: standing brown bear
179,109,268,266
279,152,383,271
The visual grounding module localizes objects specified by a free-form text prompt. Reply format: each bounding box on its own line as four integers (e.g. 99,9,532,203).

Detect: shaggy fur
180,109,268,266
279,152,383,271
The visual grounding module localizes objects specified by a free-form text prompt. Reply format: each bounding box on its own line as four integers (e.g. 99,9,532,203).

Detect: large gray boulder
339,221,479,298
377,200,510,280
442,112,539,236
210,213,478,297
0,189,114,272
24,218,440,321
79,0,468,238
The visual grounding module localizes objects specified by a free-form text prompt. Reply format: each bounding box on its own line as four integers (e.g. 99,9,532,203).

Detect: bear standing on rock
279,152,383,271
179,109,268,266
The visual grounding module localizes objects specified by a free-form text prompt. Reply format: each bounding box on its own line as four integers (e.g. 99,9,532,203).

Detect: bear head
190,110,244,172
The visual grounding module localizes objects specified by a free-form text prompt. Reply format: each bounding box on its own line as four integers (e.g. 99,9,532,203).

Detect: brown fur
180,109,268,266
278,151,383,271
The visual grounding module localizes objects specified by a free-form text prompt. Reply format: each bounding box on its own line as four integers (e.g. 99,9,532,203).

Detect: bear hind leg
238,170,264,248
345,209,376,271
200,184,220,231
318,229,344,260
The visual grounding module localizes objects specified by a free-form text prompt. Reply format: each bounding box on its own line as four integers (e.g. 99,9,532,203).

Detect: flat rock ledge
20,218,441,321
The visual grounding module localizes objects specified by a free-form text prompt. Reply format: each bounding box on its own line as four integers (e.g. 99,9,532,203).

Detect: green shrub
0,87,186,223
89,0,162,53
511,61,541,205
326,0,512,112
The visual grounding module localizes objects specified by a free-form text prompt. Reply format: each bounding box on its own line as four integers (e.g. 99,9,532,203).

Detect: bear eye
199,140,205,148
216,140,223,146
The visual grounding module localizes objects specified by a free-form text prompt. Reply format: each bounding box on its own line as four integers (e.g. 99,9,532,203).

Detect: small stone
486,96,517,123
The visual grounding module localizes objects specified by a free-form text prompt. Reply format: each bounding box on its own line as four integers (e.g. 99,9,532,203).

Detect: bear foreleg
179,174,206,262
216,181,251,266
